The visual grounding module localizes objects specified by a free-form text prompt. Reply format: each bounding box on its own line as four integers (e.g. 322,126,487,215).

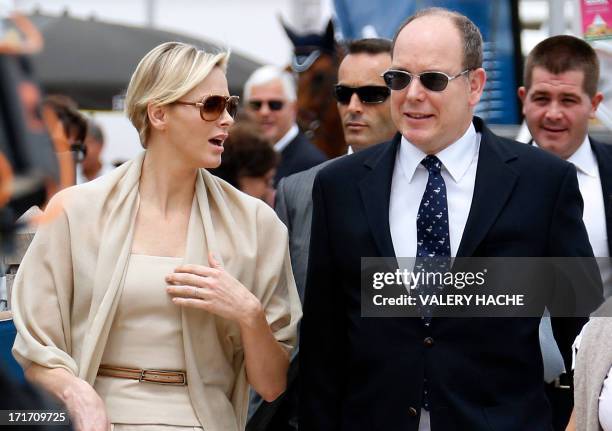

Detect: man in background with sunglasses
247,37,395,431
243,65,326,186
300,7,601,431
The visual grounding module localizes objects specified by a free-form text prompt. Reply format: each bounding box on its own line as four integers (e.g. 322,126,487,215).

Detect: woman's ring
193,286,198,298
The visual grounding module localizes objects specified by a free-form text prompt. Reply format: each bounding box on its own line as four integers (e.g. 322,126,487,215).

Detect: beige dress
11,152,302,431
94,254,200,427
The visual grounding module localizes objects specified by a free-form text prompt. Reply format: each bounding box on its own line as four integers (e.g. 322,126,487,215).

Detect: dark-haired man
300,8,602,431
519,34,609,430
247,37,395,431
276,37,395,301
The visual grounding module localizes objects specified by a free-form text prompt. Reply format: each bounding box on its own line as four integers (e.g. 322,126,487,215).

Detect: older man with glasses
243,65,326,186
299,7,602,431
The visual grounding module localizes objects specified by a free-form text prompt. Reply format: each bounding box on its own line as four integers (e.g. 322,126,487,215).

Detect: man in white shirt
299,8,602,431
519,34,610,431
243,66,326,186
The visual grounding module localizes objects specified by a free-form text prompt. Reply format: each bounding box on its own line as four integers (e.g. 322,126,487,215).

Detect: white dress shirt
566,137,611,297
388,123,480,430
274,124,299,153
390,123,480,258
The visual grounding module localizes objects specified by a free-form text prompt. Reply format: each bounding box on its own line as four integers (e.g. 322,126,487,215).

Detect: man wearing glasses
243,66,326,186
247,37,395,431
299,7,601,431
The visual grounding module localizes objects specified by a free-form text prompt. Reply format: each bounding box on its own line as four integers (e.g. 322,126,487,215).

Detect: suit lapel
591,139,612,256
457,122,519,257
359,135,400,258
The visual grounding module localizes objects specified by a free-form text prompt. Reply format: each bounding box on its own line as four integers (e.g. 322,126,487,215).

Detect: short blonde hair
125,41,229,147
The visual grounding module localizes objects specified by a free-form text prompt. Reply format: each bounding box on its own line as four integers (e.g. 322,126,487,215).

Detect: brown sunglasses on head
173,95,240,121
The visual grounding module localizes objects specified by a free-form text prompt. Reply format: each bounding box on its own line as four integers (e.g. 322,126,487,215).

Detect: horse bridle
291,47,340,139
291,50,322,73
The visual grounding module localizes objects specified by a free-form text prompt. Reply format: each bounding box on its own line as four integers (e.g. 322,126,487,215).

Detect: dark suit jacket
531,137,612,257
299,118,603,431
275,158,338,301
274,130,327,186
591,138,612,257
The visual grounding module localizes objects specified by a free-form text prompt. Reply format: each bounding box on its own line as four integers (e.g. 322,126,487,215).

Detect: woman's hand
165,252,262,326
166,251,290,401
61,378,110,431
24,364,109,431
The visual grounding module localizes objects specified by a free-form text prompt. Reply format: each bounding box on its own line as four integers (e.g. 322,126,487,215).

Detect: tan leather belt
97,364,187,386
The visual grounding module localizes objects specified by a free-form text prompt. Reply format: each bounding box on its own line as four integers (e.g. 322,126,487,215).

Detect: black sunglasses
248,100,285,111
174,95,239,121
333,85,390,105
382,69,470,92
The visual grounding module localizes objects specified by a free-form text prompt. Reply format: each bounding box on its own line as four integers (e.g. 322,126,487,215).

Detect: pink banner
581,0,612,40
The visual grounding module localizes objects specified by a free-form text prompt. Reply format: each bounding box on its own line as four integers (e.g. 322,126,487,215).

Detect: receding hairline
391,14,464,58
392,10,462,57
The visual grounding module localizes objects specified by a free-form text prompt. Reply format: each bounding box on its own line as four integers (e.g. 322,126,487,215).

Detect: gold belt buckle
139,368,187,386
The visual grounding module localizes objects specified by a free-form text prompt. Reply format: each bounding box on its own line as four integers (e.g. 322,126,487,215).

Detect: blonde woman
11,42,301,431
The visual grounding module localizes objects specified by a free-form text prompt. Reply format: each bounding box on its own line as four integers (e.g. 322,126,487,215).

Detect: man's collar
274,124,299,152
567,136,597,177
398,122,480,183
533,136,597,177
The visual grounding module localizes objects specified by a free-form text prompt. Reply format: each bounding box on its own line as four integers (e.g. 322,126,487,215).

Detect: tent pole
145,0,157,28
549,0,566,36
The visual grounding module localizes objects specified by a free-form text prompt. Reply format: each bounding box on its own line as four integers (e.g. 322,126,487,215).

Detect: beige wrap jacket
11,152,302,431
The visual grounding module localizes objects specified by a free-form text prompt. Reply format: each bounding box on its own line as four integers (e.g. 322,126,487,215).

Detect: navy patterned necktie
416,155,450,412
417,155,450,258
415,155,451,323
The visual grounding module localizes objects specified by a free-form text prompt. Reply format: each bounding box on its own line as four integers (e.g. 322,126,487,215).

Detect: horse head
282,20,347,158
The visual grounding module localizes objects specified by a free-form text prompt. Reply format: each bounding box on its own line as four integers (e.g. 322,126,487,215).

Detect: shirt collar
274,124,299,152
567,136,598,177
398,122,479,183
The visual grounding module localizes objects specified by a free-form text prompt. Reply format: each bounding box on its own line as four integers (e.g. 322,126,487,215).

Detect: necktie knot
421,155,442,175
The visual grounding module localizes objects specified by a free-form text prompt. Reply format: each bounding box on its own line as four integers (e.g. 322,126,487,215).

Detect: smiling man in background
519,34,610,431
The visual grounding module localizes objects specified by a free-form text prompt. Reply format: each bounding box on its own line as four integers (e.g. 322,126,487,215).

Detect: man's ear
517,86,527,103
590,91,604,119
468,67,486,107
147,102,168,132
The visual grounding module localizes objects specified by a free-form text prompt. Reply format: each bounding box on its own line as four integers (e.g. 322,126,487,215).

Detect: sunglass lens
227,97,239,118
201,96,226,121
383,71,412,91
248,101,263,111
420,72,449,91
334,85,352,104
268,101,284,111
358,86,390,103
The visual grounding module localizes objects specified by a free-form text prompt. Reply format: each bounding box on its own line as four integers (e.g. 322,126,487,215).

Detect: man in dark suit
519,34,610,430
299,8,603,431
277,37,396,302
247,38,396,431
243,65,326,185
